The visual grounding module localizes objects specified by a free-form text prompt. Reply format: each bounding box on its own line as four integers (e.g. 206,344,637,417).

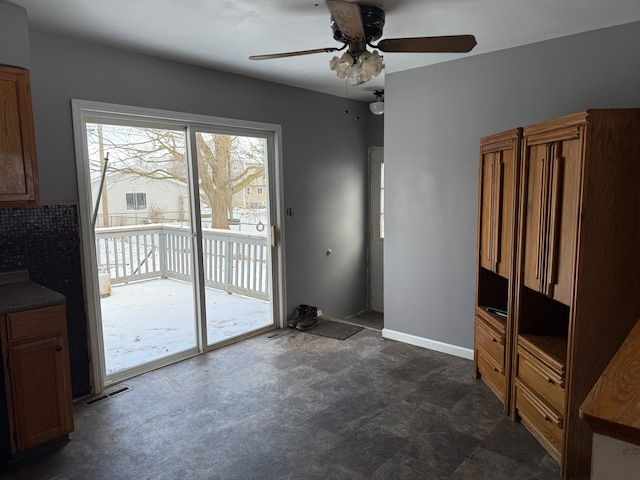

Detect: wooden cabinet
0,65,40,207
474,129,522,413
520,128,582,306
1,304,74,453
478,129,521,278
475,110,640,479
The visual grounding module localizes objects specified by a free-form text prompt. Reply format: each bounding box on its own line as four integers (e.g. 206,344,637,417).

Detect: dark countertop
0,270,65,314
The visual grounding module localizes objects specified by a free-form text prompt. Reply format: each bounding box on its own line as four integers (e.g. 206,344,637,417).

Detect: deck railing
95,224,269,300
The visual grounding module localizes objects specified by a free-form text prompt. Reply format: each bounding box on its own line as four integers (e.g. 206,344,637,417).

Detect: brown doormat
305,318,363,340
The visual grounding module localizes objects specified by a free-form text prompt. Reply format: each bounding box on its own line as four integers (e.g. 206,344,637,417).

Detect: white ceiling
7,0,640,101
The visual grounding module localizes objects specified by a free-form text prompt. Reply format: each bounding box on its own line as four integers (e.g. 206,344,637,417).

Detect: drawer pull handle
55,345,63,352
492,338,498,343
493,367,499,373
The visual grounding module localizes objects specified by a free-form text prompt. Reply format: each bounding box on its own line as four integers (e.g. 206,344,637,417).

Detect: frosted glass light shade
369,100,384,115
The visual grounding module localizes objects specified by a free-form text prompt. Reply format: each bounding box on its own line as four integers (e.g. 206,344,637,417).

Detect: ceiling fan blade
326,0,365,40
249,47,340,60
377,35,477,53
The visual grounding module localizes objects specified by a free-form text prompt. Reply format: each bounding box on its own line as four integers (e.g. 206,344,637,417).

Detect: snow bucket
98,268,111,297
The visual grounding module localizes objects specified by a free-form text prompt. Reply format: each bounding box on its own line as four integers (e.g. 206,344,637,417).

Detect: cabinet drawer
477,350,506,403
515,379,563,463
475,316,505,367
517,347,565,414
6,304,66,342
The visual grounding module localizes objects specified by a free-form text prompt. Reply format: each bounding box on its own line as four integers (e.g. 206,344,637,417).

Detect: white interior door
369,147,384,312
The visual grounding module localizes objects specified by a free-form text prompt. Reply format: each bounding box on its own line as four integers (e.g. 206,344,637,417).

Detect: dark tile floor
2,328,563,480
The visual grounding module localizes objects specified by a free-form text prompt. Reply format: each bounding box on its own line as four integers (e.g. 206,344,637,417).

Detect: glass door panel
86,122,198,378
191,131,273,346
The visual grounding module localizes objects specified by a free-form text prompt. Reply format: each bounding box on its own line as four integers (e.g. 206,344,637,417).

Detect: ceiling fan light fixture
329,49,384,85
358,50,384,80
369,89,384,115
329,52,355,80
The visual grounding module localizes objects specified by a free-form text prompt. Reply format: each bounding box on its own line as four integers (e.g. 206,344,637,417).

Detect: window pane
126,193,135,210
136,192,147,210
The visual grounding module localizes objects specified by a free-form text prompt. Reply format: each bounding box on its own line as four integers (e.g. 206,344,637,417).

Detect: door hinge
271,226,276,248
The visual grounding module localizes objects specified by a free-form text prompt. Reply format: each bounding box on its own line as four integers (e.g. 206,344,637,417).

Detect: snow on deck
100,277,271,374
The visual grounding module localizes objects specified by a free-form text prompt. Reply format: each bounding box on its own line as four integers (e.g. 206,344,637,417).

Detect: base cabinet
1,304,74,454
475,109,640,478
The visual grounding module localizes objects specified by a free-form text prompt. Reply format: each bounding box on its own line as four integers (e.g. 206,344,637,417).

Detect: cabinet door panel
547,138,581,305
479,152,496,272
8,335,73,450
479,149,515,278
496,149,515,278
522,144,548,292
0,67,39,206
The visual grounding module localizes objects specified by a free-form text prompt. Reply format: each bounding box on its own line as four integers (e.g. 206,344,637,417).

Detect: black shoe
288,304,309,328
296,306,318,331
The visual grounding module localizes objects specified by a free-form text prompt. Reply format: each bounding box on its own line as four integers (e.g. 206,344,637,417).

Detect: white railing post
159,227,167,278
225,236,233,293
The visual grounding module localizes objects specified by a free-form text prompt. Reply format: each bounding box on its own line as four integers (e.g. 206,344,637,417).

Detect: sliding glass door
73,101,282,389
190,130,272,347
88,122,198,379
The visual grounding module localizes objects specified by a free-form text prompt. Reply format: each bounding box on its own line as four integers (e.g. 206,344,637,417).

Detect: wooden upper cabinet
478,129,521,279
0,65,40,207
521,128,582,306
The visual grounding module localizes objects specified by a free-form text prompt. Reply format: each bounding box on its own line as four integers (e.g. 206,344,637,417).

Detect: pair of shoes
296,305,318,331
288,304,318,330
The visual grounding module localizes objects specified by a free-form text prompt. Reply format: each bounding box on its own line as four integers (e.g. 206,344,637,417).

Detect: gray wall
0,4,29,68
28,31,381,320
384,21,640,349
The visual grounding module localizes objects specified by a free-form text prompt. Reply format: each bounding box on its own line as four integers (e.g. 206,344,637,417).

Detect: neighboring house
91,172,189,227
230,158,267,209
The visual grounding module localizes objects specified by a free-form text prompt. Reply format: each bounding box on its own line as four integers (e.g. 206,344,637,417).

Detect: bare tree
87,125,265,229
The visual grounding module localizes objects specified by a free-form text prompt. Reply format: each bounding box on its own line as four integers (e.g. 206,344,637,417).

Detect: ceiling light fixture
369,89,384,115
330,49,384,85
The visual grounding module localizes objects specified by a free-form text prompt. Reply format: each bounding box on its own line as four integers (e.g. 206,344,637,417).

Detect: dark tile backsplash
0,204,90,398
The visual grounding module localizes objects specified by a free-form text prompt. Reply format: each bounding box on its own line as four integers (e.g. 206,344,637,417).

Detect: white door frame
72,99,287,393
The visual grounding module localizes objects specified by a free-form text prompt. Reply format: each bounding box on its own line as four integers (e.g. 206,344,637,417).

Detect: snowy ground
99,277,271,374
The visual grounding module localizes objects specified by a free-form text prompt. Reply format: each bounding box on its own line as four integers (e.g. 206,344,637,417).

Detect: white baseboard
382,328,474,360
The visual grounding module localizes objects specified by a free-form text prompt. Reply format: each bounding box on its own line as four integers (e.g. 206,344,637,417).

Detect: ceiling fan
249,0,477,85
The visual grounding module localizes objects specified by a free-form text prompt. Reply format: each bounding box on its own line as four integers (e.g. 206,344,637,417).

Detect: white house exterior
91,172,189,227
